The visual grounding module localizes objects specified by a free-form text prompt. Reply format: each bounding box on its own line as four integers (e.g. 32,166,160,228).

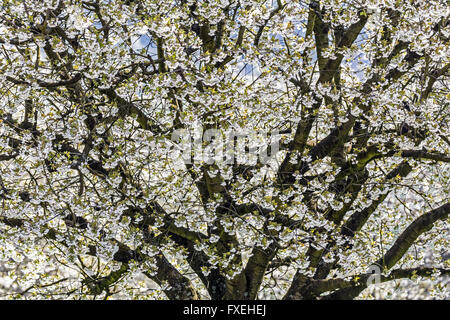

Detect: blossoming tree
0,0,448,299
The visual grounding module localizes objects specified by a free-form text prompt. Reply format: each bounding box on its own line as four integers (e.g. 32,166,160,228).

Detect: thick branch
375,202,450,270
319,267,449,300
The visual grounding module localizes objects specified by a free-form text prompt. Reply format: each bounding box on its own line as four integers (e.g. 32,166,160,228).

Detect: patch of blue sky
348,26,371,81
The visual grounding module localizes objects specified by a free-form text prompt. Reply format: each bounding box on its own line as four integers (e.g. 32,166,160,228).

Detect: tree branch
375,202,450,270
